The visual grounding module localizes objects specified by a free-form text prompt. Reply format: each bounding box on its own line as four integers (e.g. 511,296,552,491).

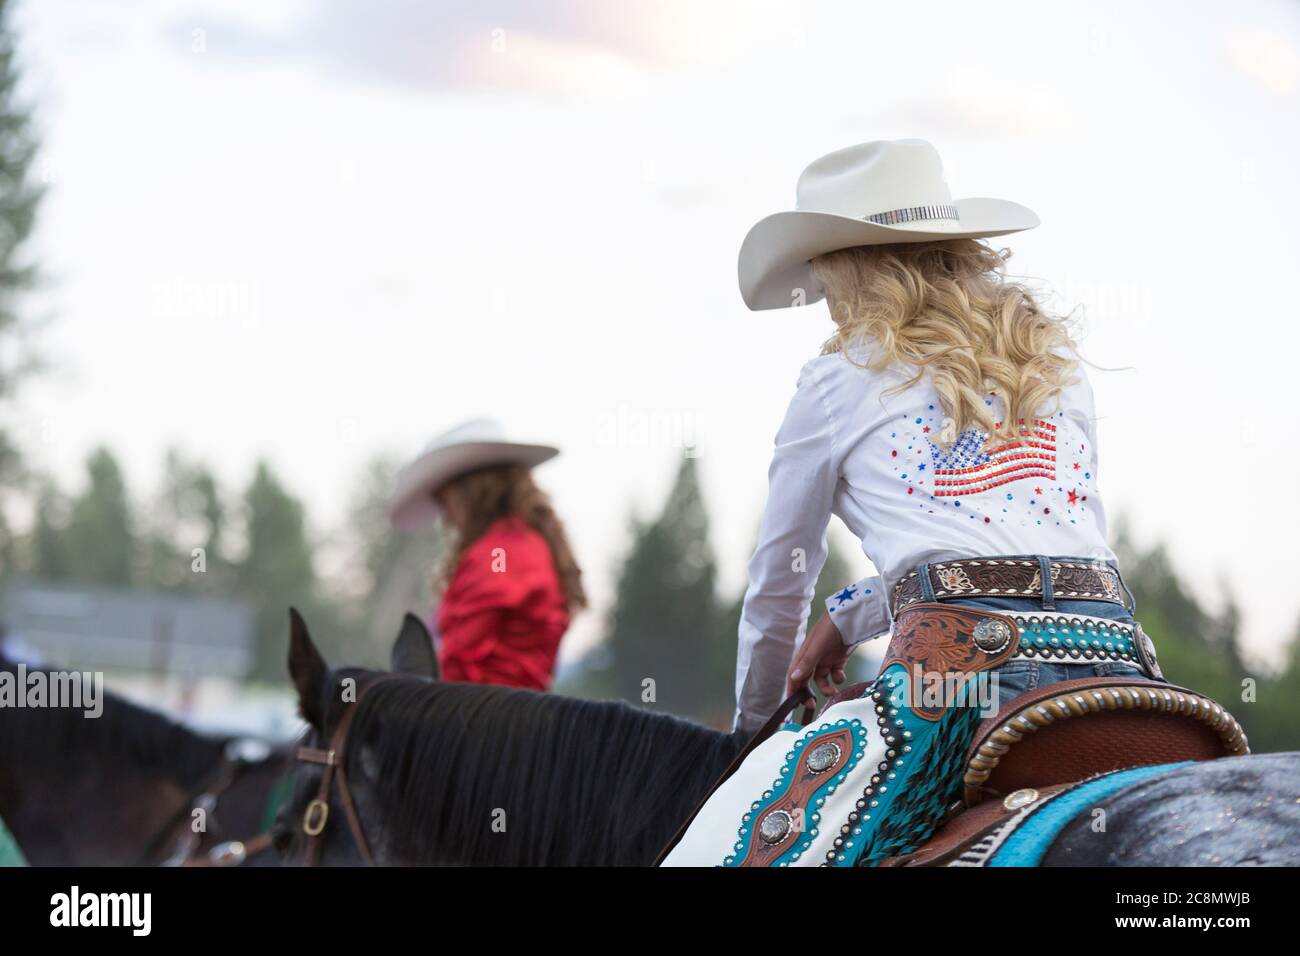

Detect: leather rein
292,676,396,866
141,748,279,868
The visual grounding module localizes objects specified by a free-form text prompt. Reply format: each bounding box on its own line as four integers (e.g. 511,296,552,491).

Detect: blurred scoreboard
3,578,254,679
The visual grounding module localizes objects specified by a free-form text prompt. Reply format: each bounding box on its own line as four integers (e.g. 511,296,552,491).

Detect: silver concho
1135,625,1163,680
759,809,793,845
806,742,842,774
1002,787,1040,810
972,617,1013,653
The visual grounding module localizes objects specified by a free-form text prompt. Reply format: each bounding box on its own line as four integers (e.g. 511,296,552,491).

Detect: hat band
863,203,959,226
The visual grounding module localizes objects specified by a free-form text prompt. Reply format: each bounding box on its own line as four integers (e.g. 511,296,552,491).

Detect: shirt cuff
823,575,891,647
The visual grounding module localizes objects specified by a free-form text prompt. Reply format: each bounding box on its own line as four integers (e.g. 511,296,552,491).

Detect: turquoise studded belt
1008,612,1142,666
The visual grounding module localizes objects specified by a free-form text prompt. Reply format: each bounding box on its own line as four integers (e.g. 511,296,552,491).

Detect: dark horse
276,612,1300,866
0,654,287,866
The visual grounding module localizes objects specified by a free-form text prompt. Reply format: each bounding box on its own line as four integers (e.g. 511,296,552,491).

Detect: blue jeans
911,554,1158,708
989,658,1151,708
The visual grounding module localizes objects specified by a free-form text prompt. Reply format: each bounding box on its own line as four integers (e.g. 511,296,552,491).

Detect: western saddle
869,673,1249,866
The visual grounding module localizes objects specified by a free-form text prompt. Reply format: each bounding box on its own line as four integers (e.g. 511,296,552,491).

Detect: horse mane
0,657,223,788
347,675,747,866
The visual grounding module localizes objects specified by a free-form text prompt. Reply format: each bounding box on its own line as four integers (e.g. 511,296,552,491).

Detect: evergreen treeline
1109,522,1300,753
1,448,442,679
6,439,1299,751
562,454,858,727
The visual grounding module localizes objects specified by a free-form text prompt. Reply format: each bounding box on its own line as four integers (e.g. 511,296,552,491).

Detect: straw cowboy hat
738,138,1039,311
388,418,559,531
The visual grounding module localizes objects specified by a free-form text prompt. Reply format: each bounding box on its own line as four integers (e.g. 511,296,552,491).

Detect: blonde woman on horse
665,139,1193,866
389,418,586,691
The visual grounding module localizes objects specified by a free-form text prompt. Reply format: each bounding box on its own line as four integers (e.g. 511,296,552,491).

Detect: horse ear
288,607,328,727
390,613,439,679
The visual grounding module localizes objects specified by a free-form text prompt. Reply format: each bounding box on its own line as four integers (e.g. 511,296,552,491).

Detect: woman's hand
786,611,852,698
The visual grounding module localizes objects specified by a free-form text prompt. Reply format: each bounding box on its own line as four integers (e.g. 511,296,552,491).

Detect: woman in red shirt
389,419,586,690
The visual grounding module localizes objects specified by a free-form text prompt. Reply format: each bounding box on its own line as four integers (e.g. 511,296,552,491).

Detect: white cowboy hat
738,138,1039,311
388,418,559,531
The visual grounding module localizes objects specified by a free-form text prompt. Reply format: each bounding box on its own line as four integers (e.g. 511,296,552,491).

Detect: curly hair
432,464,587,613
811,239,1081,447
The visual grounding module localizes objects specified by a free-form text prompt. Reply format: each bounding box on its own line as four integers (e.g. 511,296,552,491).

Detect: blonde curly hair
811,239,1081,447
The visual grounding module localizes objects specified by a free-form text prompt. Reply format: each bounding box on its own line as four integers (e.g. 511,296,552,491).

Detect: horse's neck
595,724,744,867
0,690,227,864
9,745,216,865
429,703,744,867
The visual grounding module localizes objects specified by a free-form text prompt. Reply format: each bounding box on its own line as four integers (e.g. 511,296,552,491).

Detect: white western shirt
733,347,1115,732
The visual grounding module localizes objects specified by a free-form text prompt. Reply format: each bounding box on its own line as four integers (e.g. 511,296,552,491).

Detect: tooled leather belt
891,557,1125,613
884,602,1163,683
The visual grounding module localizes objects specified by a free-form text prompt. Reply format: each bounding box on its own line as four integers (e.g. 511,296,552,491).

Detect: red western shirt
436,516,570,690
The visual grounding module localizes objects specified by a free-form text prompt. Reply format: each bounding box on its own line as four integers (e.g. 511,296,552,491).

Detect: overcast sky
13,0,1300,666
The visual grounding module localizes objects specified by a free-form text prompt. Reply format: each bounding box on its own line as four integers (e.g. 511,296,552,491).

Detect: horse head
273,608,438,866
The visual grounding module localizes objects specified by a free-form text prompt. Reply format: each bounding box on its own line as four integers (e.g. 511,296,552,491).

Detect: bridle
175,758,276,868
293,676,396,866
141,744,280,868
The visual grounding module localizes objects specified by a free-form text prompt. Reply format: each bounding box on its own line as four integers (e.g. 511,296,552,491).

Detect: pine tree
235,462,320,680
338,455,443,668
62,448,135,587
1112,519,1254,739
0,0,43,429
714,529,864,712
600,454,722,721
0,0,47,590
27,476,70,579
141,450,230,594
1251,618,1300,753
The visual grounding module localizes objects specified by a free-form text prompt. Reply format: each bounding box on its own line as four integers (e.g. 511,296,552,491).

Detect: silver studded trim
1009,611,1135,638
863,203,959,226
1006,612,1142,666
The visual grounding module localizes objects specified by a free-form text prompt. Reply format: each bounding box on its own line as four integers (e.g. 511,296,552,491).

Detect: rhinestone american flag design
927,419,1056,497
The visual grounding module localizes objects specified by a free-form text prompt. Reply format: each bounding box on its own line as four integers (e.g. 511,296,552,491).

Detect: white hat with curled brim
738,139,1039,311
388,418,559,532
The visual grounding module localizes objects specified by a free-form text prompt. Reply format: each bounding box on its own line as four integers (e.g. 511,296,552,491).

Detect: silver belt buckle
1133,623,1163,680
